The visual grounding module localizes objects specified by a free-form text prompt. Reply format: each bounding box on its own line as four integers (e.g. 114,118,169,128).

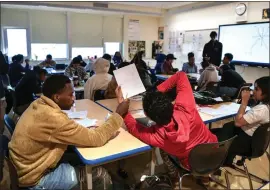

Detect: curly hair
143,91,173,125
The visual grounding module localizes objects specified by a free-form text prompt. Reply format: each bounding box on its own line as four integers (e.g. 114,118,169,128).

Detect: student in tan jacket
8,75,129,189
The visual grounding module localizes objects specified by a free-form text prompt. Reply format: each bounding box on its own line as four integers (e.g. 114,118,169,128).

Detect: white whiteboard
173,28,218,70
219,22,269,65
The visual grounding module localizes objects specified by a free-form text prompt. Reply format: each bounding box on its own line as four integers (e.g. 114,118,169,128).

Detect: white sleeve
243,105,268,125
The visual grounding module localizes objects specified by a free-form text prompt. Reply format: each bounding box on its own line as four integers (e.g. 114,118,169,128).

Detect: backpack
137,174,173,190
193,91,220,105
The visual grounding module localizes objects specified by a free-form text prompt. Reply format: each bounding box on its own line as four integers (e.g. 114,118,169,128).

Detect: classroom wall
163,2,269,83
123,15,160,60
1,7,161,61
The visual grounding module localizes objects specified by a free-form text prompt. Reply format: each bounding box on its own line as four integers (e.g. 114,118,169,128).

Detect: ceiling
111,2,196,9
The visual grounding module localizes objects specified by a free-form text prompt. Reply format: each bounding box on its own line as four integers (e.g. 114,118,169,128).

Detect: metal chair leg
243,161,253,190
220,168,231,190
179,173,191,190
230,164,268,184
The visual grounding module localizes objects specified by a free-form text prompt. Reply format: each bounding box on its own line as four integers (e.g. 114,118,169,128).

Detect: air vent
93,2,108,8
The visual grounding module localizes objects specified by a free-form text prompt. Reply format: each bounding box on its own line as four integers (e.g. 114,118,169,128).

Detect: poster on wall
128,19,140,40
168,29,185,53
152,41,163,59
158,27,164,40
128,40,146,60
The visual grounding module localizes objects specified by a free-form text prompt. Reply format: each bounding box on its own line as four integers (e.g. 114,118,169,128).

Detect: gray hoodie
197,65,218,91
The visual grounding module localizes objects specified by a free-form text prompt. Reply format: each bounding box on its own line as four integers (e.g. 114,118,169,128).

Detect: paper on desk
75,118,97,128
213,97,223,101
113,64,146,98
199,103,250,116
63,110,87,119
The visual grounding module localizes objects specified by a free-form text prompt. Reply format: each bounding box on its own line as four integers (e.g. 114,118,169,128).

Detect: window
71,47,104,59
31,43,67,60
5,28,28,57
104,42,121,56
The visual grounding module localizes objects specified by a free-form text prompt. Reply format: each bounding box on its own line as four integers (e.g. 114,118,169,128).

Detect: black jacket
220,69,246,89
203,40,223,67
0,51,9,99
15,71,42,106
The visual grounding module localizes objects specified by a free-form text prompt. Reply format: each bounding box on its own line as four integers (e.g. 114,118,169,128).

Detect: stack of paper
63,110,88,119
199,103,250,117
74,118,97,128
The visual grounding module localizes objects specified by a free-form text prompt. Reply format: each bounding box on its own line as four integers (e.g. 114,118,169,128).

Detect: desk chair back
250,122,270,159
93,90,105,101
189,136,237,176
205,81,220,94
4,115,15,135
0,134,19,190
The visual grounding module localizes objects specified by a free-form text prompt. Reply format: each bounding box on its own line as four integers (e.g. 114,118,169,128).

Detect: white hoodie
84,58,112,100
197,65,218,91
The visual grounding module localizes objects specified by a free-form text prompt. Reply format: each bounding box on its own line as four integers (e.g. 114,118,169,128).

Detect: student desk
45,68,65,75
96,98,239,125
73,99,153,190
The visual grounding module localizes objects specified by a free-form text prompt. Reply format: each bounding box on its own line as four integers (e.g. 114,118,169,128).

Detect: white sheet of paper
63,110,88,119
213,97,223,101
74,118,97,128
199,103,250,117
113,64,146,98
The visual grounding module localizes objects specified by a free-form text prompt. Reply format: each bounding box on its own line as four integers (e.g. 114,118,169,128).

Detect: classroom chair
168,136,237,190
0,134,19,190
4,114,15,136
93,90,105,101
229,122,270,190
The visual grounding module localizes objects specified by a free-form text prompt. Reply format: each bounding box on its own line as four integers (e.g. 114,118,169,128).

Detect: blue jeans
29,163,78,190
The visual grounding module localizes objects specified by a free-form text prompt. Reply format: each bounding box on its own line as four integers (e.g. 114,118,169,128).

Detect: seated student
212,76,270,165
65,57,88,81
102,53,116,76
39,54,56,68
197,61,219,91
131,51,153,90
222,53,235,71
155,53,166,74
113,51,123,67
218,64,246,97
8,54,30,87
15,67,47,115
84,58,112,100
77,55,87,67
182,52,198,74
115,72,218,171
8,75,126,189
162,54,178,75
104,62,130,99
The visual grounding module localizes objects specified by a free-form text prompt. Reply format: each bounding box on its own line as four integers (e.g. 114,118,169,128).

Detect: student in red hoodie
116,72,218,174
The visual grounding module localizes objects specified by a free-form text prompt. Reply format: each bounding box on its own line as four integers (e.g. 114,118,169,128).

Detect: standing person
162,54,178,75
102,54,116,76
65,57,87,81
203,31,223,67
8,54,30,87
212,76,270,165
182,52,198,74
39,54,56,68
113,51,123,67
8,75,126,189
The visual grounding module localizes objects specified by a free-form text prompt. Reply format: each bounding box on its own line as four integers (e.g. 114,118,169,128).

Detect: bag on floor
138,174,173,190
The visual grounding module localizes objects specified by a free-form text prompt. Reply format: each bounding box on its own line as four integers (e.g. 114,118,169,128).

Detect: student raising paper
115,72,218,179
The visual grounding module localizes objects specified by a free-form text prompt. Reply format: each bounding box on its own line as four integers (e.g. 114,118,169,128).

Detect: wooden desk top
97,99,238,124
74,99,151,165
97,98,143,112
